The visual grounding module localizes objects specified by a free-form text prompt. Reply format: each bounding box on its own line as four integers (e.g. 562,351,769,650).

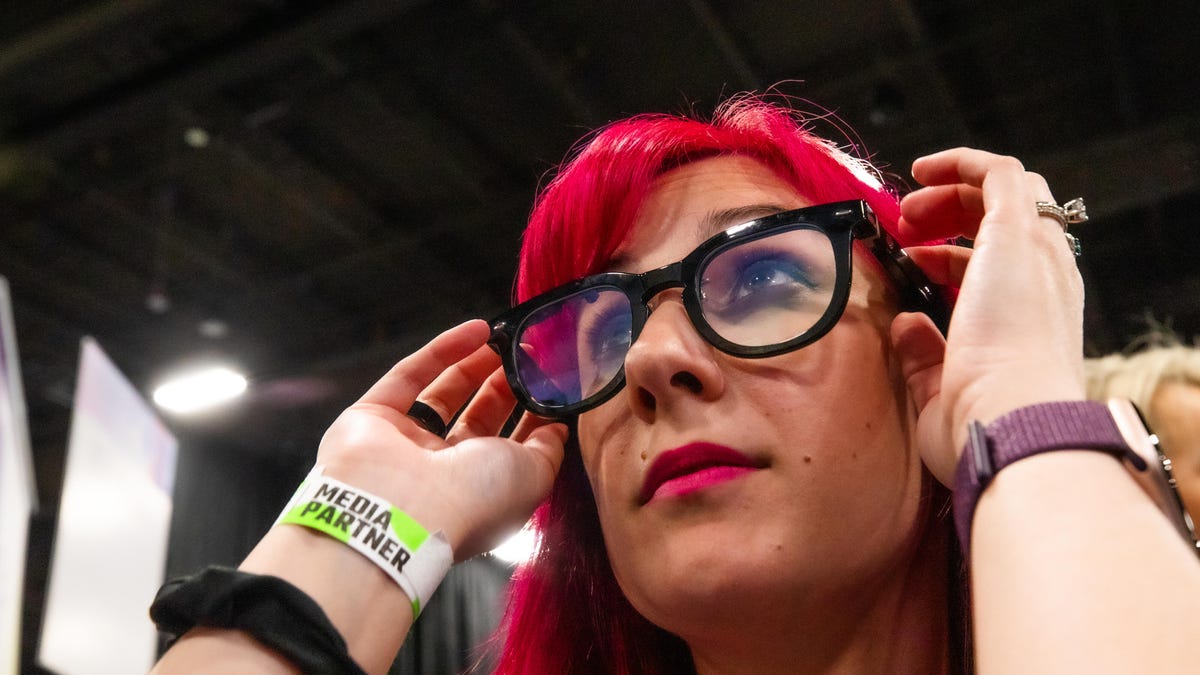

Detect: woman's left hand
891,147,1087,485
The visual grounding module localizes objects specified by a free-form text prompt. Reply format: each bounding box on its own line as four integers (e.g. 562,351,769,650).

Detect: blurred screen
37,338,177,675
0,278,35,675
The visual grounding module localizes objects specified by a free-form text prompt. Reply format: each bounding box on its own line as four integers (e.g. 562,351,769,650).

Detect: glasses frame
488,199,948,418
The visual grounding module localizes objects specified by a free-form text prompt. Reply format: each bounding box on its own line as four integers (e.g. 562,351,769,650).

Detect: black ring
406,400,447,437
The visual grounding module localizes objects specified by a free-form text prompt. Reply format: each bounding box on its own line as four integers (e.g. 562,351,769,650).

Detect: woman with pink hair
151,95,1200,674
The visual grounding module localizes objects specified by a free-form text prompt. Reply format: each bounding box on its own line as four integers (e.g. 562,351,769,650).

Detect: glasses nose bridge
637,260,688,309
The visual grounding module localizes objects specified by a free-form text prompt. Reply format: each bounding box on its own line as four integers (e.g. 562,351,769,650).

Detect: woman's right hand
315,319,568,562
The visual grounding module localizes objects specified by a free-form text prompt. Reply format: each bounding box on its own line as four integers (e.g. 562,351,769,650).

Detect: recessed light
183,127,210,148
152,366,247,414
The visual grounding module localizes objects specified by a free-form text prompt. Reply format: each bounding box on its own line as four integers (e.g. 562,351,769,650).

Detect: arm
151,319,567,674
972,448,1199,673
893,148,1200,674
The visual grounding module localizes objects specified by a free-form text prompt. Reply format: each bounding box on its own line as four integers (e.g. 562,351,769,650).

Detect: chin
614,530,817,628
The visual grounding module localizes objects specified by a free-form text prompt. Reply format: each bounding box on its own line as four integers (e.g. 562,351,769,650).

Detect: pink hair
493,96,952,674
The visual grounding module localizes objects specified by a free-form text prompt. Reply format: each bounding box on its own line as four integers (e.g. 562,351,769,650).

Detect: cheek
756,315,918,505
576,404,634,510
575,408,608,478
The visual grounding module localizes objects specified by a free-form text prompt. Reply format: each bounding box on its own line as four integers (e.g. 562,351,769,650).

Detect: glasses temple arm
855,217,952,335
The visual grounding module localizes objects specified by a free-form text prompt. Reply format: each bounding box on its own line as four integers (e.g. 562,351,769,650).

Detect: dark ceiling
4,0,1200,552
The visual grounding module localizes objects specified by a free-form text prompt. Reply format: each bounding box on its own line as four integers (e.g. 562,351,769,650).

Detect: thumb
521,422,569,494
446,422,568,562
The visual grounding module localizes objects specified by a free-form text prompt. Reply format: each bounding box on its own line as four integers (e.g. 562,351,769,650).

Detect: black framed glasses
488,200,947,418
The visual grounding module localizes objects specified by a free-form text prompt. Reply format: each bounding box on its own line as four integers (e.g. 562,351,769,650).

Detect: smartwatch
1105,398,1199,551
952,399,1200,557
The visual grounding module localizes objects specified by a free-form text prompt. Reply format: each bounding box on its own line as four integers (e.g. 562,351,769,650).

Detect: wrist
150,567,370,675
953,398,1200,560
315,458,466,552
952,383,1088,450
951,400,1138,557
276,466,454,617
246,525,415,617
240,521,416,673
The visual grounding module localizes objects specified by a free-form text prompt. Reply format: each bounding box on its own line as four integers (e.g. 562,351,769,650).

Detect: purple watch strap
952,400,1134,556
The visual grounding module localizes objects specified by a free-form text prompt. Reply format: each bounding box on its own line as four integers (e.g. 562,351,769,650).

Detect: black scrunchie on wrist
150,566,368,675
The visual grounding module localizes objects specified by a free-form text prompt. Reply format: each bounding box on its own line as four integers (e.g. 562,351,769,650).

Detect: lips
639,442,761,504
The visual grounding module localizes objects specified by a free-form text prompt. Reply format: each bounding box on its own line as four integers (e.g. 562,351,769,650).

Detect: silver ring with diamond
1035,197,1088,231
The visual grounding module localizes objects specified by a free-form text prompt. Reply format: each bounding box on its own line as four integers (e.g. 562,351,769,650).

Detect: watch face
1107,399,1200,555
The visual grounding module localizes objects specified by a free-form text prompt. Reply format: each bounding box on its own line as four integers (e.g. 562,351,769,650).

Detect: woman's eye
699,250,822,325
577,306,631,394
586,309,632,359
730,256,814,300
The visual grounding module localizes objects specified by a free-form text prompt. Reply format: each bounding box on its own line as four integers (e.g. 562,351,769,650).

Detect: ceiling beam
0,0,169,76
1030,116,1199,219
885,0,974,144
9,0,434,155
686,0,760,91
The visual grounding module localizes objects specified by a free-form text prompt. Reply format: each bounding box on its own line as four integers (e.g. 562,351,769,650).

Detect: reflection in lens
514,286,632,408
575,290,632,398
699,229,836,347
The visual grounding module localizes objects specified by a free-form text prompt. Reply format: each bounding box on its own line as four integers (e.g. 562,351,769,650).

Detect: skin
1151,380,1200,520
151,146,1200,674
575,156,949,674
905,151,1200,673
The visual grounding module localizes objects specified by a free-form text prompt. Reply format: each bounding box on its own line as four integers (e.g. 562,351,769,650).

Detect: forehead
1154,380,1200,419
610,156,811,272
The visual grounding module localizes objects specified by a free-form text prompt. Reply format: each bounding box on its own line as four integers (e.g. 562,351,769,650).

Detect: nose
622,291,725,420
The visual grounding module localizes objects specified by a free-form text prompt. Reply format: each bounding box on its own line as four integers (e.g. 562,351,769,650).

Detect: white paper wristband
276,465,453,617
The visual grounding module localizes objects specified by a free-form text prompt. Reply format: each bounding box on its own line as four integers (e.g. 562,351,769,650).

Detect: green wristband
276,466,452,617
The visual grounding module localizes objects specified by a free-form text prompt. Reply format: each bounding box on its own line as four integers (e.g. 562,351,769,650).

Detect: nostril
669,372,703,394
638,387,656,411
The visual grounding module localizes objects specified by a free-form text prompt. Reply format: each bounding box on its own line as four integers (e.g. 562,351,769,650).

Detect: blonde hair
1085,344,1200,420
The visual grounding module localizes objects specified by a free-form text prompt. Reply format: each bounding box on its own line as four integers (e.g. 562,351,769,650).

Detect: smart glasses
488,200,947,418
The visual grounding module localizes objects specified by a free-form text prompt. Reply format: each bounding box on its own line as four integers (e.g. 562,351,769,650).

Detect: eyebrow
608,202,789,270
696,203,790,238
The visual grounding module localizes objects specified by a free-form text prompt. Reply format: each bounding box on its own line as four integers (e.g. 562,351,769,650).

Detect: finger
420,344,504,434
1019,172,1085,266
521,422,569,477
445,365,517,444
898,184,984,241
974,158,1038,249
905,245,973,288
356,319,490,411
1024,170,1054,201
1023,172,1067,232
911,147,1025,188
510,410,555,443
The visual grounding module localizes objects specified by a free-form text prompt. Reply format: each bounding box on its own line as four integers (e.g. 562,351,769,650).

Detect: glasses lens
513,286,632,409
698,228,838,347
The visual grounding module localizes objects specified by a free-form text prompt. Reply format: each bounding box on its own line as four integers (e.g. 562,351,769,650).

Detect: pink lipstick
640,442,761,504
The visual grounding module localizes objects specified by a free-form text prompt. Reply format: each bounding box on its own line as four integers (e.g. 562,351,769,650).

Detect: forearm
971,450,1200,674
151,526,414,675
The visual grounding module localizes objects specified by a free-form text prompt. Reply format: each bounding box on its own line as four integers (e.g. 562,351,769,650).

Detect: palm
897,149,1086,485
313,321,566,561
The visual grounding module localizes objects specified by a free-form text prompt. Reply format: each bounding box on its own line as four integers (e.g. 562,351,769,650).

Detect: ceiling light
152,366,247,414
197,318,229,339
144,288,170,314
183,127,210,148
